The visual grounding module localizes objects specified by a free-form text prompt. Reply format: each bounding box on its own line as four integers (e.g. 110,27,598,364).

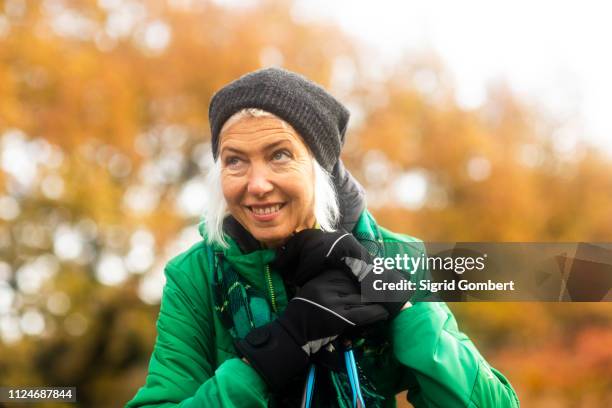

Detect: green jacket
126,209,520,407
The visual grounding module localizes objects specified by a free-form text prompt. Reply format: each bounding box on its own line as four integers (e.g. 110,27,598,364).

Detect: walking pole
301,364,316,408
345,348,365,408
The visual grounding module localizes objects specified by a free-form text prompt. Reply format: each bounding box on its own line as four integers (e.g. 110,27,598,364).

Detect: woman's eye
225,156,242,167
272,150,291,161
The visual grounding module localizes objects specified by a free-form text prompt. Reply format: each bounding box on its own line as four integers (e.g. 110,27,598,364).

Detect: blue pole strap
303,349,365,408
345,349,365,408
302,363,316,408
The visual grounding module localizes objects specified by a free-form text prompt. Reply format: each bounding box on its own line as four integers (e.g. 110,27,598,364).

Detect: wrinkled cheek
296,185,316,223
221,177,241,207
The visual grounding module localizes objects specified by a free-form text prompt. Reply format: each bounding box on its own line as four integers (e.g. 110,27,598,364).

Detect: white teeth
252,204,281,215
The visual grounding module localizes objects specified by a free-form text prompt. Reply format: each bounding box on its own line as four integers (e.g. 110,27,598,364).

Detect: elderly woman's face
219,115,316,247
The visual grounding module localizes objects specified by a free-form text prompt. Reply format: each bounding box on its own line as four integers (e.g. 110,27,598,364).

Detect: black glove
272,229,365,285
234,268,388,391
272,229,413,316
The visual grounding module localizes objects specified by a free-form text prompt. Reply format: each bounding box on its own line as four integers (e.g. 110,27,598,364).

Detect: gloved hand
272,229,367,285
272,229,413,316
234,268,388,391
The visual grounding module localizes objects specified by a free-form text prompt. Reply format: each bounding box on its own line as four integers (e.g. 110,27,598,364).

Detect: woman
127,68,520,407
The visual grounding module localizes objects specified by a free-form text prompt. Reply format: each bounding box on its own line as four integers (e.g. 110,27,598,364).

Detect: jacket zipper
264,264,277,313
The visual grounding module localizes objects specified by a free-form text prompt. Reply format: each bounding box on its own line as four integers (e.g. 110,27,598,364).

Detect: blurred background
1,0,611,406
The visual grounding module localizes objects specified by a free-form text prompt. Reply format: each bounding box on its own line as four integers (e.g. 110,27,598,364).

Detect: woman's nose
246,165,274,196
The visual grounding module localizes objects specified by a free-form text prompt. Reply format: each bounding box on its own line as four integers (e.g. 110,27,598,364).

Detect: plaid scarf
209,245,386,408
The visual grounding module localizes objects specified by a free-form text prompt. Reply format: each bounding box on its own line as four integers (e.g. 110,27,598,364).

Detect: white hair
219,108,292,135
203,108,340,248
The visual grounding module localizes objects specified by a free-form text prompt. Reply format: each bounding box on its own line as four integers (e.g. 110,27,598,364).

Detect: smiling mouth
247,203,285,215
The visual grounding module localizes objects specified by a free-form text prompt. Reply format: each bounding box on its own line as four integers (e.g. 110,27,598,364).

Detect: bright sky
292,0,612,155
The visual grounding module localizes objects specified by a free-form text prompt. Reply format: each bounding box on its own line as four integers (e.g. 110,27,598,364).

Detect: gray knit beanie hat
208,67,350,172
